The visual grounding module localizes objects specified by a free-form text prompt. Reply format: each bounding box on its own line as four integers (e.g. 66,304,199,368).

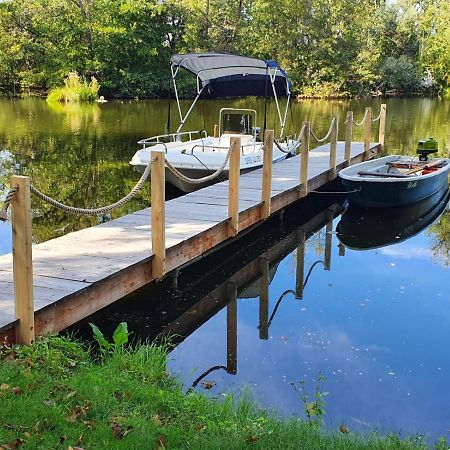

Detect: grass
47,72,99,103
0,335,447,450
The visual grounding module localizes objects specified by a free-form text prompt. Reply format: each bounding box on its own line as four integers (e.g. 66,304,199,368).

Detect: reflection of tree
429,209,450,267
0,101,150,244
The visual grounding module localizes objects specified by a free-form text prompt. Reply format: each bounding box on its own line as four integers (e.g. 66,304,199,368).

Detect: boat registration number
245,155,262,165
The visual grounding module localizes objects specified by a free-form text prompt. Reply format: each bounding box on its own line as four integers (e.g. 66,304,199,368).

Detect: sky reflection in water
168,211,450,439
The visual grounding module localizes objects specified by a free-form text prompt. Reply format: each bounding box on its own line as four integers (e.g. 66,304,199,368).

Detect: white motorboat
130,52,300,193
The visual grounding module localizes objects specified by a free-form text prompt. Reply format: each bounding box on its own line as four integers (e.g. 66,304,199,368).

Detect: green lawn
0,336,445,450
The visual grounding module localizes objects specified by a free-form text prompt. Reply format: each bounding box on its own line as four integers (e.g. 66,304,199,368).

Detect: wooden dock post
324,210,333,271
344,111,353,165
300,122,310,197
228,137,241,236
378,104,387,150
338,242,346,257
11,175,35,345
151,150,166,279
259,257,269,340
364,107,372,161
329,117,338,179
226,282,238,375
295,230,306,299
261,130,274,219
213,124,219,138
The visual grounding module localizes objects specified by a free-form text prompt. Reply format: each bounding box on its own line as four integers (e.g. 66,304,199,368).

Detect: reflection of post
338,243,346,257
259,257,269,340
226,282,238,375
295,230,306,299
324,210,333,271
214,124,219,138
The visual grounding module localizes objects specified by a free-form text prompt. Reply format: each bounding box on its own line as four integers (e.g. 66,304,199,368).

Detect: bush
379,56,421,93
46,71,99,103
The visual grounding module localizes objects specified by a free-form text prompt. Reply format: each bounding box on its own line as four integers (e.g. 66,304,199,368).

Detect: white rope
372,110,382,122
0,186,19,221
164,146,233,185
310,118,335,143
30,156,155,215
352,109,369,127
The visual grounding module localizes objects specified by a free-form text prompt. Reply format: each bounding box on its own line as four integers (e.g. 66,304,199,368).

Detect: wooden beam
151,150,166,278
295,230,305,299
329,117,338,180
228,137,241,236
226,282,238,375
364,107,372,161
378,104,386,150
324,210,333,271
11,175,35,345
213,124,219,138
300,122,310,197
338,242,346,257
259,257,269,340
261,130,274,219
344,111,353,165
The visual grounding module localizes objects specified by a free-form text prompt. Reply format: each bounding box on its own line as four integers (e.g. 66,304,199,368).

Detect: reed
47,71,99,103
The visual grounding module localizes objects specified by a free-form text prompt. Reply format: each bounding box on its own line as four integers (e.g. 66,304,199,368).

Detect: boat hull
337,187,450,250
339,156,450,208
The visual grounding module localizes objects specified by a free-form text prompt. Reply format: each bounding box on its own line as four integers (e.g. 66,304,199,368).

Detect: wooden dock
0,106,385,343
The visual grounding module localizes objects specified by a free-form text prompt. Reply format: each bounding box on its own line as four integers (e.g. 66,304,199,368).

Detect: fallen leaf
151,415,162,427
339,425,349,434
246,435,258,443
111,423,133,440
194,424,207,432
43,400,55,407
11,387,23,396
68,447,84,450
66,391,76,399
155,434,168,449
1,438,24,449
201,381,216,390
0,383,9,390
77,434,84,445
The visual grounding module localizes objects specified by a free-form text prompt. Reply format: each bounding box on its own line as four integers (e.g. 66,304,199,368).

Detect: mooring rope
352,109,370,127
29,155,155,216
310,118,336,143
164,146,233,185
0,185,19,221
372,110,382,122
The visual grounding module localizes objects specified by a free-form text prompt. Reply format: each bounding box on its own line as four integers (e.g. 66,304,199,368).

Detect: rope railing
0,186,19,221
164,145,233,185
29,154,154,216
310,117,336,143
351,108,369,127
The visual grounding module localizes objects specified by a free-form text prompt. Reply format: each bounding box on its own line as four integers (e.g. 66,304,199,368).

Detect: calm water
1,97,450,440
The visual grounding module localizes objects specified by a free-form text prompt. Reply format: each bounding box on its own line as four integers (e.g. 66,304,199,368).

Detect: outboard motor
417,137,438,161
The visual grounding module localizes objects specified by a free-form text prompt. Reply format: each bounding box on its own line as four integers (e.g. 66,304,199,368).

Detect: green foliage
0,334,441,449
380,56,421,92
291,374,328,429
47,72,99,103
0,0,448,97
90,322,130,355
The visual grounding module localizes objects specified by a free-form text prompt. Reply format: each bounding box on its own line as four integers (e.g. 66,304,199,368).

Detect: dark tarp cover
171,53,292,98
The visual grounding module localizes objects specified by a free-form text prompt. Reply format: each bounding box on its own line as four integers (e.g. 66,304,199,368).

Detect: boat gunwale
339,155,450,183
